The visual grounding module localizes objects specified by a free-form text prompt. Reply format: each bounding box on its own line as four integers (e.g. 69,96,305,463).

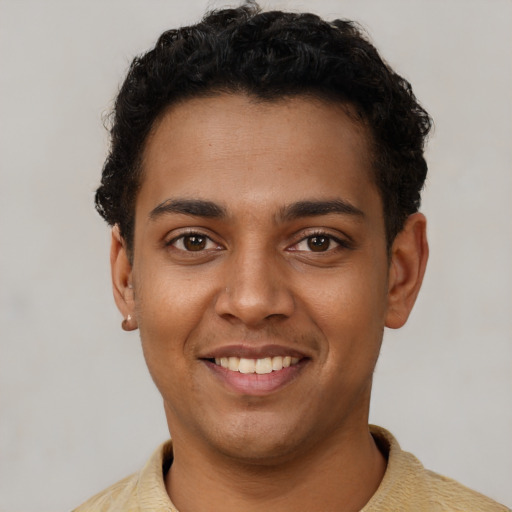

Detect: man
75,4,509,511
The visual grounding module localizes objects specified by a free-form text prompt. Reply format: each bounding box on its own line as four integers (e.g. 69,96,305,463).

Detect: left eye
294,235,340,252
170,234,219,252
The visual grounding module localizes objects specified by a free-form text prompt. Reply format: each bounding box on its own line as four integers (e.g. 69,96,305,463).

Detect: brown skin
111,94,428,511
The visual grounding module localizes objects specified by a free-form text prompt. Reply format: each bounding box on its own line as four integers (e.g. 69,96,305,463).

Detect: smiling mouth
212,356,301,375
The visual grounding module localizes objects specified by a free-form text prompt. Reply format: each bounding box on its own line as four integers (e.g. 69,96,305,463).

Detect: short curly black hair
96,3,431,254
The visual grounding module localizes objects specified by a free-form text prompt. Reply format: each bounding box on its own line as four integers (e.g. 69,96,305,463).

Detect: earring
122,314,136,331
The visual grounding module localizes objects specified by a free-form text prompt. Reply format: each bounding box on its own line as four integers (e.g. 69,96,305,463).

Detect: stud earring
122,314,136,331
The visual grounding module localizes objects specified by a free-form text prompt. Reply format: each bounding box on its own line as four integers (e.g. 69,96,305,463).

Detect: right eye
168,233,221,252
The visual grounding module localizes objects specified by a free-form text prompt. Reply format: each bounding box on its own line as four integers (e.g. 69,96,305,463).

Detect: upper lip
200,344,309,360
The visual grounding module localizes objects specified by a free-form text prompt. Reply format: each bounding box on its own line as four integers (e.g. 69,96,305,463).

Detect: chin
200,413,313,466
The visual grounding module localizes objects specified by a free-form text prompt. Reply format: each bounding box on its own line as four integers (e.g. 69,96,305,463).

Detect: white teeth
238,358,256,374
271,356,283,371
255,357,273,374
228,357,240,371
213,355,301,373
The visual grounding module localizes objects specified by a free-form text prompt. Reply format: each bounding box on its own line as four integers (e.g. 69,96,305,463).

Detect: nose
214,245,295,327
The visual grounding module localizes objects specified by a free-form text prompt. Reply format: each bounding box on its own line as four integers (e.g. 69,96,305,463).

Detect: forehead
137,93,380,223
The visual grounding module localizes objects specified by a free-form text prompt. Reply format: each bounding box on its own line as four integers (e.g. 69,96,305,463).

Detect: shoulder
364,426,510,512
421,469,510,512
72,472,139,512
72,440,177,512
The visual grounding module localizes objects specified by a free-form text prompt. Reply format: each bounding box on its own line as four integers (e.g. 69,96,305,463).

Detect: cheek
133,270,203,357
135,280,204,403
132,258,226,379
300,263,388,325
296,261,388,364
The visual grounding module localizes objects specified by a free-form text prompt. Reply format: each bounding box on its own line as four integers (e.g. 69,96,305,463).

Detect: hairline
122,89,384,260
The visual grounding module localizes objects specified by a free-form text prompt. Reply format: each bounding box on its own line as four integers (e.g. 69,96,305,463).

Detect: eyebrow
149,199,227,220
279,199,364,221
148,197,364,223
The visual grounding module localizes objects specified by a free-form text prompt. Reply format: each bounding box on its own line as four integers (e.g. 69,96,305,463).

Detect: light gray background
1,1,511,510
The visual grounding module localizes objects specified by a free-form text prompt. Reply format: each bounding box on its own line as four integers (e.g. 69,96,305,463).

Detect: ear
385,213,429,329
110,225,138,331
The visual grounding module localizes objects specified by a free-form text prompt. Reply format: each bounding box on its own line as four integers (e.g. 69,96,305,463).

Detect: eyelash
166,230,350,253
291,231,350,253
166,230,222,252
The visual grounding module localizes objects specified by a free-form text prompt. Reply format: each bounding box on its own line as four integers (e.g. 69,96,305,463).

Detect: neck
165,424,387,512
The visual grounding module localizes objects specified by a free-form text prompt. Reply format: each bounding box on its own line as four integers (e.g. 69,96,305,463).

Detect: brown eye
183,235,207,251
307,236,331,252
168,232,223,254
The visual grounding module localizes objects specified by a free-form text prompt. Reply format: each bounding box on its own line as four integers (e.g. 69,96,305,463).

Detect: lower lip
204,359,307,396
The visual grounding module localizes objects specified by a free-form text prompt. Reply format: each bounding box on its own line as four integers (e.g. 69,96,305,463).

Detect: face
112,94,425,464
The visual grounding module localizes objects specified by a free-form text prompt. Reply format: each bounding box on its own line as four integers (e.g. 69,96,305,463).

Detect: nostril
214,264,295,326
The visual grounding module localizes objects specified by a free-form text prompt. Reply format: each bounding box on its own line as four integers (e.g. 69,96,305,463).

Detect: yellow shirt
73,426,509,512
